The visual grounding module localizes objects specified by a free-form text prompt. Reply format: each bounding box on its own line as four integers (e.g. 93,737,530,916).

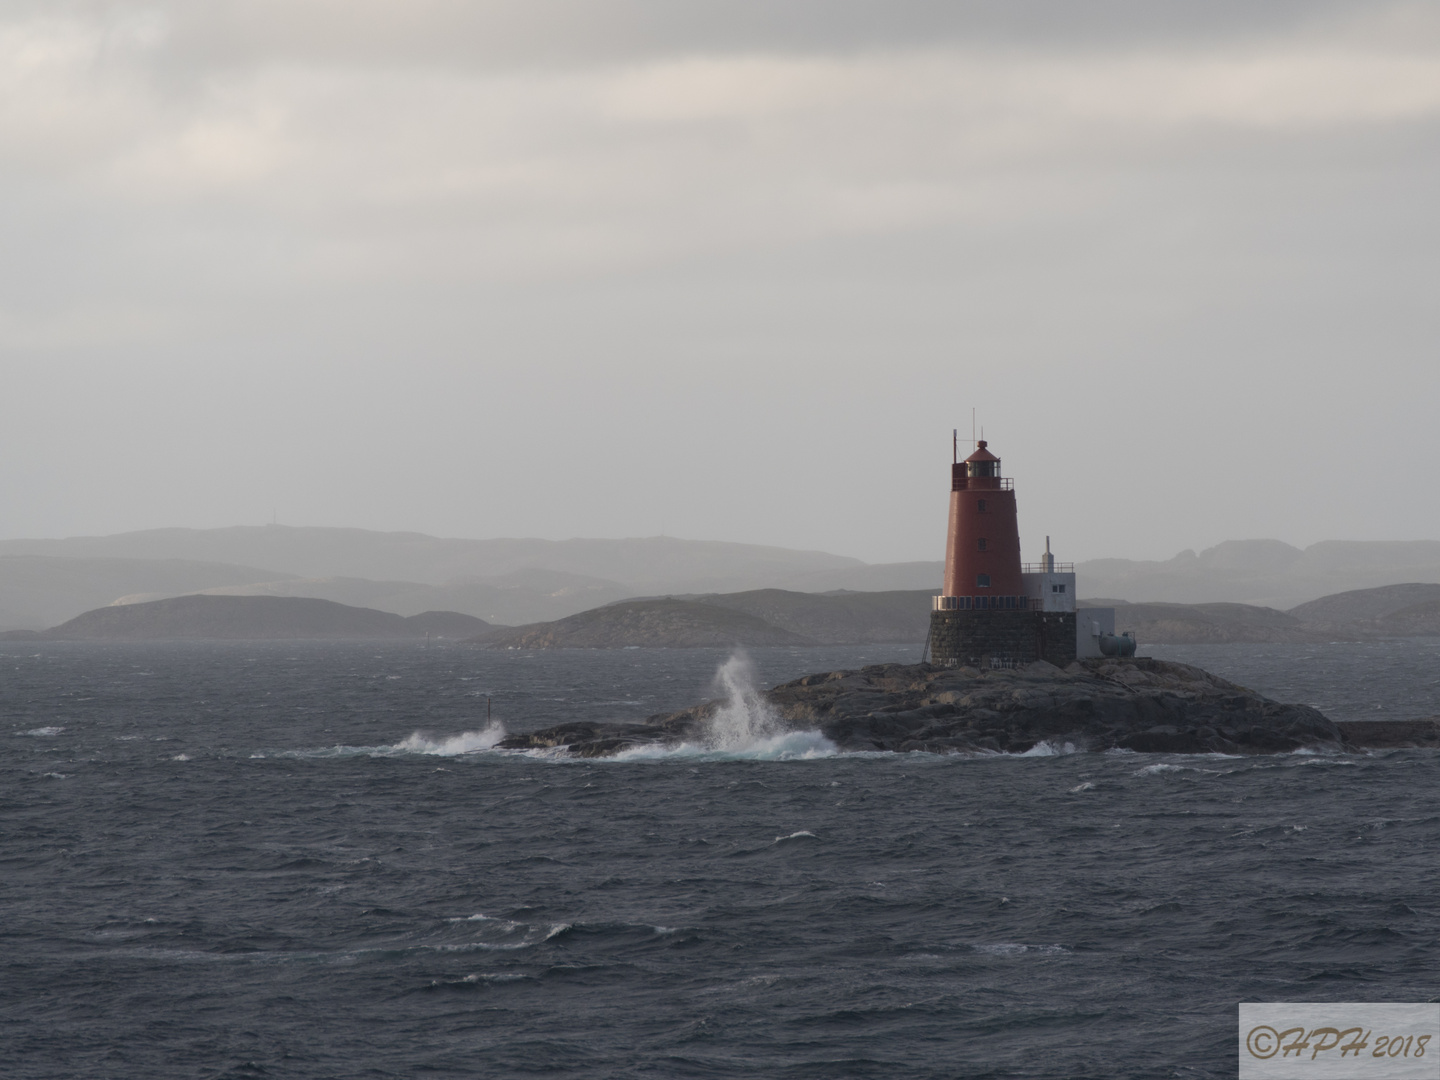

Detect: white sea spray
613,653,838,761
393,724,507,755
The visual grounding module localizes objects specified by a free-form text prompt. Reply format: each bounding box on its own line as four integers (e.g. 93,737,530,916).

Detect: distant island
5,525,1440,633
5,582,1440,646
472,582,1440,650
478,589,933,648
0,595,493,641
1080,585,1440,643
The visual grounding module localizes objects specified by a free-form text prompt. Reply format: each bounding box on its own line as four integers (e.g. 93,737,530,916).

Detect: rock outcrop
496,657,1435,757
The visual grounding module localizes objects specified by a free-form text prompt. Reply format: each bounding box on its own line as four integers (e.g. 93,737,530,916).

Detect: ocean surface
4,639,1440,1079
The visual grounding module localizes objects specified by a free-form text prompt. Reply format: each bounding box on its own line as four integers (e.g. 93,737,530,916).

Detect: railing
952,477,1015,492
1021,562,1075,574
933,595,1038,611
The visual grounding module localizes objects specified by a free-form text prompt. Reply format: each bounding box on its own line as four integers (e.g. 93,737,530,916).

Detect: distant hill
478,580,1440,650
1077,539,1440,609
176,568,630,626
1088,582,1440,643
0,555,297,631
479,588,933,649
1288,582,1440,624
6,527,1440,634
481,598,812,649
1287,583,1440,637
0,527,902,630
1095,602,1323,644
695,589,931,644
8,595,494,641
0,527,864,594
15,581,1440,647
784,562,942,593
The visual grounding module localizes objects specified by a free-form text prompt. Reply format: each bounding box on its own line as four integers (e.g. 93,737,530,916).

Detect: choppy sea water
4,639,1439,1079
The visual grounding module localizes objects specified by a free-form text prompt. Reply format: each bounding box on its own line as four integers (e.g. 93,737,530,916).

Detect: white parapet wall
1076,607,1116,659
1021,572,1077,613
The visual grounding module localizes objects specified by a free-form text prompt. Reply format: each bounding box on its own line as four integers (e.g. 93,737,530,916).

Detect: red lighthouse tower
929,434,1078,667
942,439,1023,607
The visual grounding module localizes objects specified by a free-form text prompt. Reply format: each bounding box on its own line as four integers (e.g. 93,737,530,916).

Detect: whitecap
974,942,1029,957
1020,740,1077,757
1069,781,1096,793
1134,762,1193,776
610,729,839,762
392,725,507,756
434,923,570,951
277,723,508,759
171,754,192,762
772,830,819,844
21,726,63,737
973,942,1071,957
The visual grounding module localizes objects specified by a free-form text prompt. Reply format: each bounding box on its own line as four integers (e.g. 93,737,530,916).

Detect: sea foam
392,725,507,756
278,722,507,759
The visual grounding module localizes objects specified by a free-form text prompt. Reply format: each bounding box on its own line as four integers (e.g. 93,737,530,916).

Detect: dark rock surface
497,657,1410,758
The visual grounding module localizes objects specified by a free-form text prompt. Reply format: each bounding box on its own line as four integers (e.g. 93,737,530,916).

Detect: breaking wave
393,726,508,755
271,722,507,759
613,654,838,761
612,729,838,762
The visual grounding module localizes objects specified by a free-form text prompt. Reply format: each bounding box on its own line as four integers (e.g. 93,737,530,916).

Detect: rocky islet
497,657,1436,757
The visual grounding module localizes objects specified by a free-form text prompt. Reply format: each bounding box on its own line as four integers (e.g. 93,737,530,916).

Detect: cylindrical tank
942,440,1023,599
1099,632,1137,658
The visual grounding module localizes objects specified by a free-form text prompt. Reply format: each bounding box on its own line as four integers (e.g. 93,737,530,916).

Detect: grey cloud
1,0,1438,564
19,0,1411,72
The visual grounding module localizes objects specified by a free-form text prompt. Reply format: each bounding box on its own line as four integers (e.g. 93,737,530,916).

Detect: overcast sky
2,1,1438,564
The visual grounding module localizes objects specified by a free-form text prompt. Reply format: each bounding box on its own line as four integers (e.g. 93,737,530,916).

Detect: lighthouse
929,436,1079,667
942,440,1024,605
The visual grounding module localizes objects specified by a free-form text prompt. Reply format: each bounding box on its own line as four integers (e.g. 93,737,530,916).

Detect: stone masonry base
928,610,1077,667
